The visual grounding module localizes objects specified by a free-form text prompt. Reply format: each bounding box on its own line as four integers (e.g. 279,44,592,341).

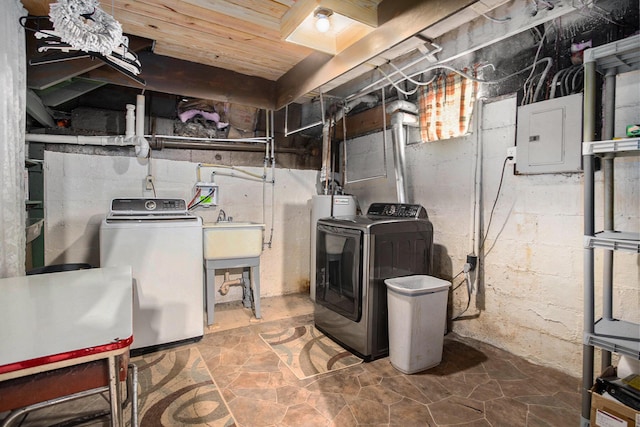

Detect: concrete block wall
44,151,317,301
345,76,639,374
41,72,638,374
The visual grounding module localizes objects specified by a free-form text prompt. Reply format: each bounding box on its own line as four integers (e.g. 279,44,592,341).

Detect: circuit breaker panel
515,93,583,174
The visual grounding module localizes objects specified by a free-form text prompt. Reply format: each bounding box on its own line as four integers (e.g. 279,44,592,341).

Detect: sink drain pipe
219,271,243,295
219,271,254,309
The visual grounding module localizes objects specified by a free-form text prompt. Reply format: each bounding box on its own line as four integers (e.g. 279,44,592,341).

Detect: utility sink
203,221,265,260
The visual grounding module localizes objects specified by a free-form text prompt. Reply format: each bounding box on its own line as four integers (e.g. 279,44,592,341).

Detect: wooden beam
38,79,107,107
280,0,319,39
82,51,277,110
20,0,54,16
26,89,55,128
327,0,577,100
321,0,379,27
334,104,390,139
275,0,478,109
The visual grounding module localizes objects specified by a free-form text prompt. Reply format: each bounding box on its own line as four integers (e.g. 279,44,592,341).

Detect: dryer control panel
367,203,427,219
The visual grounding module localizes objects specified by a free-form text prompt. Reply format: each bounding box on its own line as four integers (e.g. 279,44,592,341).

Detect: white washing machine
100,198,203,353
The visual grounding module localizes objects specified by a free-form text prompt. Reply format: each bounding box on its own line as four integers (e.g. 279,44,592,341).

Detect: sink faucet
217,209,227,222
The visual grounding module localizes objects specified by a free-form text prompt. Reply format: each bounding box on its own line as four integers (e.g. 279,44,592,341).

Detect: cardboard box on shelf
590,391,640,427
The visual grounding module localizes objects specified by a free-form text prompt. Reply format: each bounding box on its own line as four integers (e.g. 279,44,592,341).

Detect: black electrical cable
188,188,214,210
452,272,472,320
480,156,510,251
150,178,157,198
450,269,464,286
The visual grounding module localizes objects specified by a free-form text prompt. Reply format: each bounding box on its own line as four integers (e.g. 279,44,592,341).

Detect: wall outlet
145,175,154,190
507,147,517,165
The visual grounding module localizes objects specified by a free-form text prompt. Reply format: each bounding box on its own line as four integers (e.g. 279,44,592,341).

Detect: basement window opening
418,68,479,143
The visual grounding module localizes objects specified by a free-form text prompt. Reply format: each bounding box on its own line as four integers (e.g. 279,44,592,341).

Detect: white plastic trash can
385,275,451,374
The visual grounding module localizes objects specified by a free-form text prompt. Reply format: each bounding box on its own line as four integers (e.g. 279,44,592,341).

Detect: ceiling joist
82,51,277,110
275,0,478,108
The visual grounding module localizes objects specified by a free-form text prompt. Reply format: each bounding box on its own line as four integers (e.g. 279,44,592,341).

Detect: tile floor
197,294,582,427
5,293,583,426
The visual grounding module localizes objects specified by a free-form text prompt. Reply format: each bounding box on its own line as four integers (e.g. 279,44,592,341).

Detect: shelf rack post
580,34,640,427
581,56,597,427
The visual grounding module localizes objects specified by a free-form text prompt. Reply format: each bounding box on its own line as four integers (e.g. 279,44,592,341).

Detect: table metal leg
0,387,108,427
206,266,216,325
242,269,252,309
128,363,139,427
108,355,123,427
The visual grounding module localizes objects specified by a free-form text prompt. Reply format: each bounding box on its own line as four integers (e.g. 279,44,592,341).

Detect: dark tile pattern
5,312,581,426
198,314,581,427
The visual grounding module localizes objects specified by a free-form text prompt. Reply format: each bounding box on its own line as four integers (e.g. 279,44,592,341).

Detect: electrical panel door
515,93,583,174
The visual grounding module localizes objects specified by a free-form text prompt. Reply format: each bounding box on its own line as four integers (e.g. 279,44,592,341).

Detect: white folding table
0,266,134,426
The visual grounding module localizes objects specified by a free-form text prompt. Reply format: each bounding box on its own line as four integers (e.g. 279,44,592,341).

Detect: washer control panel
367,203,427,219
110,198,188,215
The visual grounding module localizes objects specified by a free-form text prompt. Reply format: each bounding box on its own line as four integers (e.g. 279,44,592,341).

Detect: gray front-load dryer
314,203,434,361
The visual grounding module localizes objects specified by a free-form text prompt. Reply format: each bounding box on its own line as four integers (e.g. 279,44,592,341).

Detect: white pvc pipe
473,99,484,260
135,95,144,138
26,101,150,156
25,133,129,145
135,94,149,158
125,104,135,139
466,98,485,294
469,99,484,256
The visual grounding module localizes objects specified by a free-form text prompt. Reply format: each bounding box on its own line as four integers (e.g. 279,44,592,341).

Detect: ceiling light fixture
314,8,333,33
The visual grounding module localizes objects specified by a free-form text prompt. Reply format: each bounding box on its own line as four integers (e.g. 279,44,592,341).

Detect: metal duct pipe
149,139,306,154
321,121,332,194
385,100,419,115
386,101,418,203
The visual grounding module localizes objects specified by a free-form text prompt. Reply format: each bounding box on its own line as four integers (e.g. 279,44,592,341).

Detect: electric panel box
515,93,583,174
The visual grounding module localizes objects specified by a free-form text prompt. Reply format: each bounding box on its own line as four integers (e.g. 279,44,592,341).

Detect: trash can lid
385,275,451,296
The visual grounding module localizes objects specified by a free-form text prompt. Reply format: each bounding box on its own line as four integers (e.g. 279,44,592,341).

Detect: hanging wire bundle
48,0,123,56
